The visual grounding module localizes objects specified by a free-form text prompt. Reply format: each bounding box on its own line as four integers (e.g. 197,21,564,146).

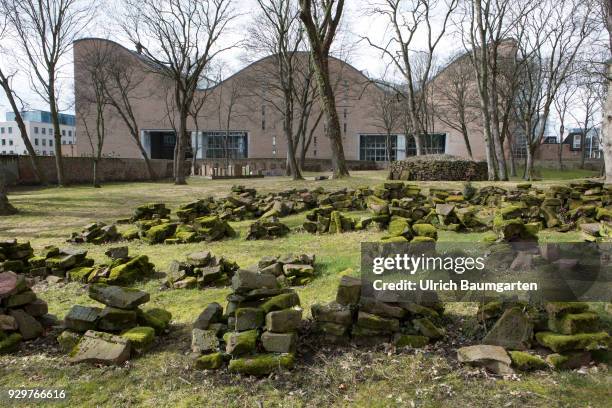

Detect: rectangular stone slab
69,330,131,365
88,284,150,309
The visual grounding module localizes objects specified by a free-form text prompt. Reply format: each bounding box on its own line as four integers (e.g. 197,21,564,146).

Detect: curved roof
74,37,375,92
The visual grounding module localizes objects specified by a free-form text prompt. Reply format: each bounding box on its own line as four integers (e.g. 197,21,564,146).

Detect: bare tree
594,0,612,180
189,90,210,176
299,0,350,178
571,65,603,168
553,76,578,170
513,0,594,180
122,0,236,185
366,0,458,158
368,80,402,162
0,171,17,215
432,53,478,158
75,41,112,188
102,45,156,180
2,0,96,186
293,56,324,167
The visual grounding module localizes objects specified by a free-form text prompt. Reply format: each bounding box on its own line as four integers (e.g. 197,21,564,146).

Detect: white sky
0,0,603,135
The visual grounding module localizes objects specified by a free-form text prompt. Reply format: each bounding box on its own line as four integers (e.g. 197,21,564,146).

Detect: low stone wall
2,155,174,185
388,155,488,181
193,158,380,176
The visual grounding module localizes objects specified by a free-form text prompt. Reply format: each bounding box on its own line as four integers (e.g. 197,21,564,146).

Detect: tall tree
513,0,594,180
2,0,95,186
122,0,236,185
299,0,350,178
553,76,578,170
75,40,112,188
0,172,17,215
0,7,45,184
369,80,402,162
432,54,478,158
248,0,306,180
366,0,459,157
102,43,156,180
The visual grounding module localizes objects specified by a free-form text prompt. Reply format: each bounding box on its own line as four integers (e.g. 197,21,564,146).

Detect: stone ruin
245,216,290,240
190,269,301,375
457,300,610,374
1,239,35,273
165,251,239,289
388,154,488,181
68,222,121,244
312,275,446,348
60,283,172,365
67,246,156,285
0,271,57,353
166,252,316,290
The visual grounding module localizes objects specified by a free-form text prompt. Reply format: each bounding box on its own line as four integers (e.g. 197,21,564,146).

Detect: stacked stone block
61,283,171,365
191,269,301,375
68,222,121,244
166,251,239,289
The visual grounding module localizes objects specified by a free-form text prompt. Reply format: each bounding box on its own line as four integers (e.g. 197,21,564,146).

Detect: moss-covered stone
143,223,177,244
57,330,81,353
0,332,22,353
535,331,610,353
546,351,592,370
194,352,225,370
107,255,154,284
67,267,94,282
413,318,445,339
545,302,590,319
260,293,300,314
224,330,258,356
509,351,548,371
121,326,155,351
394,334,429,348
356,312,399,332
228,353,294,376
121,226,140,241
137,308,172,334
548,312,599,335
412,224,438,239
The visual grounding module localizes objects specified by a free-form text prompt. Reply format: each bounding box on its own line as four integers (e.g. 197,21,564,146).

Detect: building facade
74,38,498,165
0,111,77,156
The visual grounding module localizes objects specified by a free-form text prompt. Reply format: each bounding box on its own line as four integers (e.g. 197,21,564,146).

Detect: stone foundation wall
388,156,489,181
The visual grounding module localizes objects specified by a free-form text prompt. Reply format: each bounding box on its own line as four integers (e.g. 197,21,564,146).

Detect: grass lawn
1,170,610,407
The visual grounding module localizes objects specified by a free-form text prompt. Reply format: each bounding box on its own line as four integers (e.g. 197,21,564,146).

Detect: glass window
62,129,66,136
8,127,12,134
359,134,397,162
201,131,248,159
573,134,581,149
42,139,46,146
68,130,72,136
49,139,53,147
42,128,46,134
1,139,5,145
9,140,13,146
0,127,4,134
406,133,447,156
34,127,39,134
35,138,39,146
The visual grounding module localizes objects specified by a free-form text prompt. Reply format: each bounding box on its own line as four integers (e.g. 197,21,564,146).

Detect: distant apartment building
0,110,77,156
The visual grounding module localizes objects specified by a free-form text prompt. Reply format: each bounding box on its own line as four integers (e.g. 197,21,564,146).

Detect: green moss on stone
412,224,438,239
0,333,22,353
509,351,548,371
121,326,155,350
67,267,95,282
137,308,172,334
194,352,225,370
228,353,295,376
224,330,258,356
548,312,599,335
535,331,610,353
260,293,300,314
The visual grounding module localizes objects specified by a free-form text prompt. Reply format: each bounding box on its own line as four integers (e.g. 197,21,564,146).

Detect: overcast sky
0,0,601,134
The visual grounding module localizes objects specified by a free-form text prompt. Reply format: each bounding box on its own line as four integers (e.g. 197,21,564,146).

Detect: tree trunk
0,174,17,215
507,133,517,177
460,123,473,159
0,74,46,185
310,56,349,178
558,125,565,171
133,131,156,180
175,111,188,185
49,77,65,186
92,159,101,188
579,132,586,169
525,146,535,180
603,63,612,182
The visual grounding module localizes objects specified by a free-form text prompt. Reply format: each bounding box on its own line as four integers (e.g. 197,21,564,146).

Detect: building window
405,133,447,156
572,134,581,150
62,129,66,136
1,139,5,145
41,128,46,135
313,149,317,157
200,131,248,159
34,138,39,146
42,139,46,146
9,140,13,146
49,139,53,147
314,136,317,145
8,127,12,134
48,128,52,135
0,128,4,134
344,123,347,133
68,130,72,137
344,109,347,119
359,134,397,162
272,136,276,146
34,127,39,134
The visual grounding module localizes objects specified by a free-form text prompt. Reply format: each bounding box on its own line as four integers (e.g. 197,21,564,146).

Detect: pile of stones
128,202,171,222
29,247,96,278
460,300,611,374
312,275,445,347
67,247,156,285
60,283,171,365
250,253,316,286
190,269,301,375
122,215,236,245
0,239,34,273
388,154,488,181
165,251,239,289
303,207,359,234
67,222,121,244
245,216,290,240
0,271,56,353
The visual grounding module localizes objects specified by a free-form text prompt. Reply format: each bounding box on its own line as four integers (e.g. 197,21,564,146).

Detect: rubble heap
1,239,34,273
121,215,236,245
68,222,121,244
60,283,172,365
0,271,56,353
312,275,446,347
165,251,239,289
250,253,316,287
66,246,155,285
245,216,290,240
191,269,302,376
